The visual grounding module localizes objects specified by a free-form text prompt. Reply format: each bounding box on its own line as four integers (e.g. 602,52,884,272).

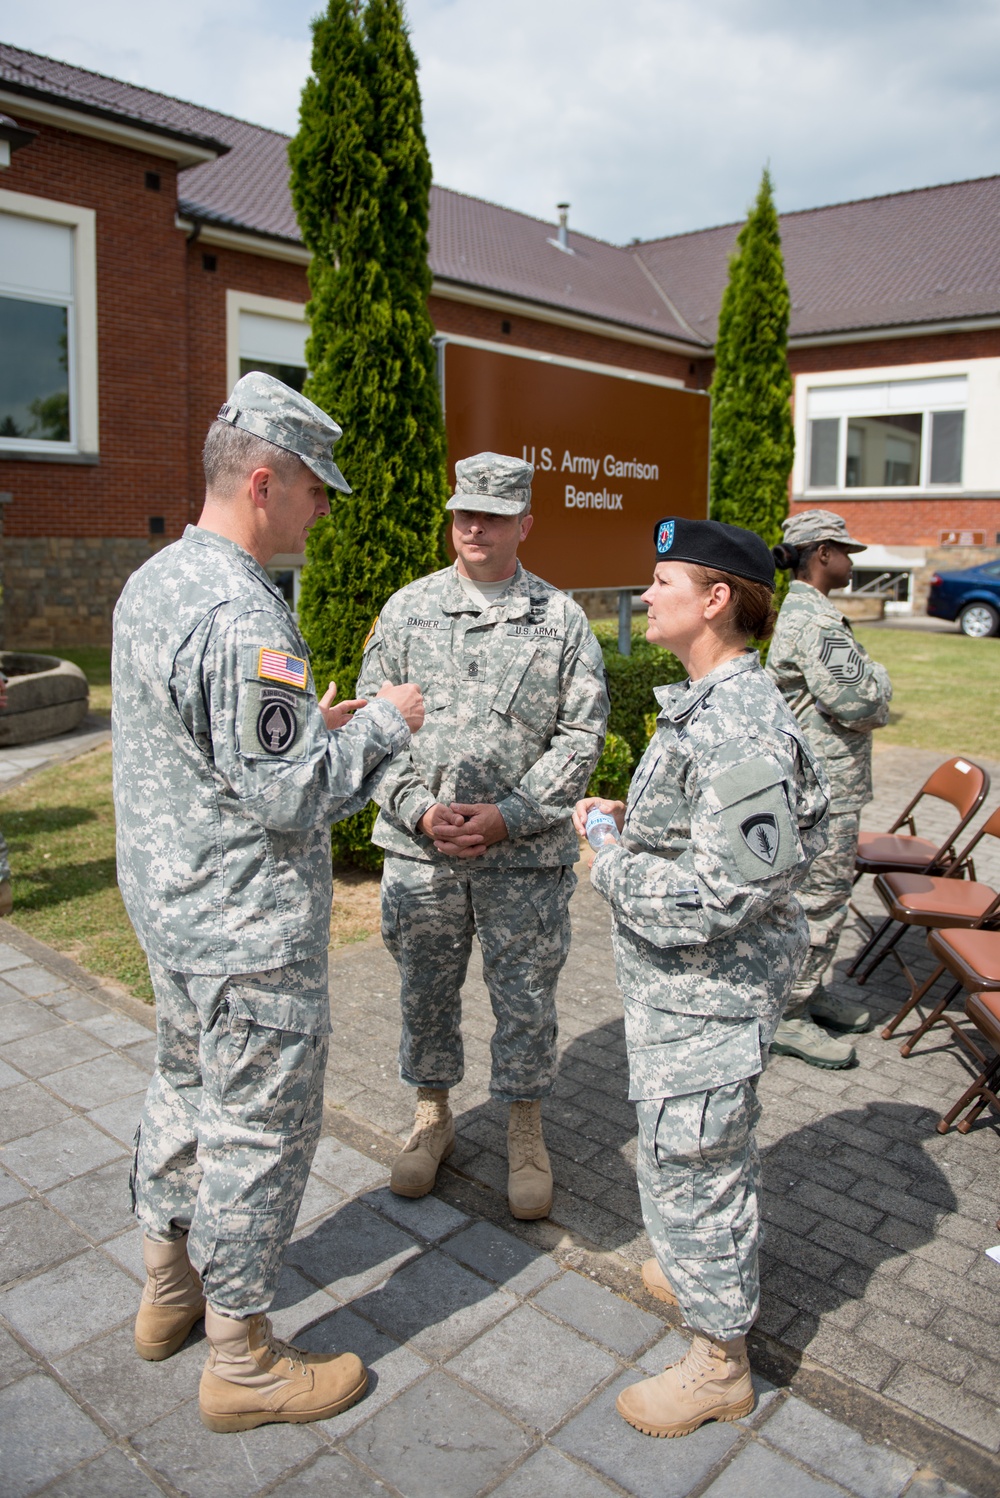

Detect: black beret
653,517,775,589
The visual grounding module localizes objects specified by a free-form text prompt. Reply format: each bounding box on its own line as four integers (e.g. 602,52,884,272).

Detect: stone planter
0,651,89,747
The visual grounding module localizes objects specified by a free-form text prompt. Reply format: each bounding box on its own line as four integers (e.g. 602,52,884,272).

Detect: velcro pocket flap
492,647,537,715
711,758,801,883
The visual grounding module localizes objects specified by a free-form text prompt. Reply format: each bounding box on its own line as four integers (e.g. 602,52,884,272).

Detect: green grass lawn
2,626,994,1000
54,645,111,714
854,627,1000,758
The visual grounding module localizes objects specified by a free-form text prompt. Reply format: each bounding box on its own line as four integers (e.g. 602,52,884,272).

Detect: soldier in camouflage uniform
575,517,828,1438
767,510,892,1069
113,372,424,1432
357,453,608,1220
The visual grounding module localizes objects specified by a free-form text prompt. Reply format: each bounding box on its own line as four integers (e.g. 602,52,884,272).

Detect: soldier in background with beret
575,516,829,1437
357,452,608,1220
768,510,892,1069
113,372,424,1432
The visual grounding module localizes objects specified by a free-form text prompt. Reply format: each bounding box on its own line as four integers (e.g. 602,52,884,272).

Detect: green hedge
591,619,685,773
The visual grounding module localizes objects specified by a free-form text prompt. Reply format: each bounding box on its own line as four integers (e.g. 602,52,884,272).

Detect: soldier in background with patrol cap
768,509,892,1069
575,516,828,1437
357,452,608,1220
113,371,424,1432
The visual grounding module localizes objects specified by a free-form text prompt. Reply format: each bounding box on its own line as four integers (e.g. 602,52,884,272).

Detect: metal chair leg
846,913,895,978
900,981,963,1056
881,963,947,1041
857,921,909,986
936,1056,1000,1134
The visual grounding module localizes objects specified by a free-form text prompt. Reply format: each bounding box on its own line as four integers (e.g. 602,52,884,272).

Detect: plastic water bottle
586,809,621,850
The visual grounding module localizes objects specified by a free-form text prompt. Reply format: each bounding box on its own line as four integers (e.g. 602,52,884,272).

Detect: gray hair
202,420,304,497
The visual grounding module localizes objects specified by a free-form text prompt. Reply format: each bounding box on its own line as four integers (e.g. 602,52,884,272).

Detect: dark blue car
926,559,1000,637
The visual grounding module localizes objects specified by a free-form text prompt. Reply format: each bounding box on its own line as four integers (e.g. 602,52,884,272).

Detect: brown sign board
441,339,711,591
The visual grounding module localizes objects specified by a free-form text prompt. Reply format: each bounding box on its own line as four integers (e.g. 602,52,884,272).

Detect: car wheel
959,602,1000,638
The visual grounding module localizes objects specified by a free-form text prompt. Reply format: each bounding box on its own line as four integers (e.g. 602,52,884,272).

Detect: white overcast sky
5,0,1000,242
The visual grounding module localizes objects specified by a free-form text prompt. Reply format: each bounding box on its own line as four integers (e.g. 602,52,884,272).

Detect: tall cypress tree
709,169,793,553
290,0,448,695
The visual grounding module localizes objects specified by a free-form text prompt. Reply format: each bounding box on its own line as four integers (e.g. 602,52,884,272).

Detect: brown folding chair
936,992,1000,1135
854,806,1000,999
889,925,1000,1063
847,756,990,965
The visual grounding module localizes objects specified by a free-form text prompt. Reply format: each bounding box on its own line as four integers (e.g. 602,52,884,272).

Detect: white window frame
0,188,98,456
793,358,1000,500
225,289,307,395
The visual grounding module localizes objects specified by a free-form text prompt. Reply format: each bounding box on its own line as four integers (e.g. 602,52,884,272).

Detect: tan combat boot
770,1016,856,1069
640,1258,678,1307
134,1233,206,1361
616,1332,754,1437
507,1099,553,1220
199,1306,368,1433
389,1087,454,1198
0,880,12,918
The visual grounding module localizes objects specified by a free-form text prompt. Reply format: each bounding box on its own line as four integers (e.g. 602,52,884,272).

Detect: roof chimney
557,203,570,251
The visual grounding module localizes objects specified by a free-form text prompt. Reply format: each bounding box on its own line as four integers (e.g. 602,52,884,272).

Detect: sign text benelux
521,446,660,513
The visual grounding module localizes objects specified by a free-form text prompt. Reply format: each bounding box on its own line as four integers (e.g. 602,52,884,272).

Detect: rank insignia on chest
258,648,308,689
740,812,778,865
819,634,865,684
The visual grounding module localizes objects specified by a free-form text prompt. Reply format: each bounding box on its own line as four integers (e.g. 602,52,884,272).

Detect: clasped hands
418,801,509,859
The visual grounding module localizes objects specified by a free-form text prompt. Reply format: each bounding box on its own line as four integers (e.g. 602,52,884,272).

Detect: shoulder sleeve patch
819,630,866,685
257,647,309,690
709,758,803,883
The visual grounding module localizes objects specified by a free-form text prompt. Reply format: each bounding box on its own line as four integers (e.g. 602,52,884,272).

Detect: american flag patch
258,648,308,689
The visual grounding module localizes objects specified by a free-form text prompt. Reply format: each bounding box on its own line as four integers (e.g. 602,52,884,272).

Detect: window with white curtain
238,311,308,392
0,212,75,445
806,377,966,492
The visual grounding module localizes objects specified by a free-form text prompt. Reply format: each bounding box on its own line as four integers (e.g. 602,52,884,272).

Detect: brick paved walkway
0,743,997,1495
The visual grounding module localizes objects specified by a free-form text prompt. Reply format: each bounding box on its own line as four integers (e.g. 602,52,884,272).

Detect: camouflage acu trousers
0,830,9,883
133,955,330,1316
381,856,576,1103
636,1078,763,1340
785,811,860,1015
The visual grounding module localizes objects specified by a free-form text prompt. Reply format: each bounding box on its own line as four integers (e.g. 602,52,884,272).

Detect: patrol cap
781,509,866,552
446,452,533,516
216,371,351,494
653,516,775,589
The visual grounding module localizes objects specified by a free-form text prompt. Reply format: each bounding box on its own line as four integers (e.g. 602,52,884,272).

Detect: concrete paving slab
0,1056,23,1089
293,1169,347,1231
0,1164,27,1209
446,1301,617,1431
553,1369,741,1498
0,1323,40,1392
41,1052,149,1111
441,1218,561,1294
0,1247,137,1356
85,1093,143,1147
100,1225,144,1281
296,1304,428,1437
0,1373,107,1498
760,1396,916,1498
285,1198,421,1302
0,1196,90,1285
490,1445,622,1497
363,1183,469,1243
532,1268,662,1358
0,1080,72,1144
267,1264,341,1344
343,1369,531,1498
37,1445,166,1498
55,1322,205,1436
78,1011,152,1048
700,1440,850,1498
0,1024,107,1079
3,964,72,999
131,1399,322,1498
356,1247,517,1361
266,1448,405,1497
0,1114,125,1190
45,1157,141,1242
310,1136,391,1197
0,943,32,971
1,1001,63,1044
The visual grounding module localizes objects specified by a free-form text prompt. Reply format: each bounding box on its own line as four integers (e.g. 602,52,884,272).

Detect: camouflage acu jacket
766,581,892,812
591,653,829,1096
112,526,409,975
356,562,608,866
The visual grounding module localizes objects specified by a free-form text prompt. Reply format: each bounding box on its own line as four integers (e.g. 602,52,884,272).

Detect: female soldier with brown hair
574,517,828,1438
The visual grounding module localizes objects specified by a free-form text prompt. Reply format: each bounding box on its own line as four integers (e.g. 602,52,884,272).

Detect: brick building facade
1,41,998,642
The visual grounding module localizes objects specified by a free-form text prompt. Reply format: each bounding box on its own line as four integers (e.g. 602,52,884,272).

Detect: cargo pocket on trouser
636,1083,762,1339
190,1000,329,1315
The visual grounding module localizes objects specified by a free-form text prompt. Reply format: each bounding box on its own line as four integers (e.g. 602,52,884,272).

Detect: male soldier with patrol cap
768,509,892,1068
357,452,608,1219
113,371,424,1432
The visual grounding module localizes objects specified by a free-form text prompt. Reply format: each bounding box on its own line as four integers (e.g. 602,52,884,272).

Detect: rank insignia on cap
740,812,778,865
819,634,865,684
257,701,297,754
656,520,675,555
258,648,308,689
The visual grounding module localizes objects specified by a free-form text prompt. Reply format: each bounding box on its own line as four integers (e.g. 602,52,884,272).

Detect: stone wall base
1,536,165,649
